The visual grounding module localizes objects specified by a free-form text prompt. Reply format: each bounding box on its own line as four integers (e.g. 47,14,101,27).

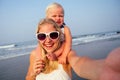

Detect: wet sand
0,55,29,80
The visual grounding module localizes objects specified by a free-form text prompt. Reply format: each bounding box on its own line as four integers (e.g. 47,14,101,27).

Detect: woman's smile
44,43,53,48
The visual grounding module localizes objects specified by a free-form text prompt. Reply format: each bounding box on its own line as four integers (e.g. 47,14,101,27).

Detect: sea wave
0,44,16,49
0,52,30,60
7,45,36,51
0,44,37,60
72,31,120,45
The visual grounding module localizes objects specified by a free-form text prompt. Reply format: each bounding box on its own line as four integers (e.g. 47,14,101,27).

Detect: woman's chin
45,49,53,53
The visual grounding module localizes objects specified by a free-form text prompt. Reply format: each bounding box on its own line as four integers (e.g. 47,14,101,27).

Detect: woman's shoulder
30,44,42,55
30,47,41,58
29,49,37,58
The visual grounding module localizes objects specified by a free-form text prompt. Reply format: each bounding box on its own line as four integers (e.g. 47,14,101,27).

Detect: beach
0,38,120,80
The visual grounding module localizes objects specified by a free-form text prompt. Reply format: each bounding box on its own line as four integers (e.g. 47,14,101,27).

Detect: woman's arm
67,50,105,80
100,47,120,80
26,50,45,80
26,51,36,80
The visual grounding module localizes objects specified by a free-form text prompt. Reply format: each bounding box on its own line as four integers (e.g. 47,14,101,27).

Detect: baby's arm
53,42,65,57
59,26,72,64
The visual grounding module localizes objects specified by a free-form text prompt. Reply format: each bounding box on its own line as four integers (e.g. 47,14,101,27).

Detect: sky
0,0,120,45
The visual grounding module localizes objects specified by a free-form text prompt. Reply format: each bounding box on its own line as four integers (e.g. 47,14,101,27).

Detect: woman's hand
33,58,45,75
26,50,45,80
100,47,120,80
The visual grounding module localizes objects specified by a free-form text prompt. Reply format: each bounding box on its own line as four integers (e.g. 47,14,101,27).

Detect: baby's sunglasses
36,31,59,41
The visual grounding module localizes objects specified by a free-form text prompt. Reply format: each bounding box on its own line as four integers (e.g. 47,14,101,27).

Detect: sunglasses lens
37,33,46,40
50,32,59,39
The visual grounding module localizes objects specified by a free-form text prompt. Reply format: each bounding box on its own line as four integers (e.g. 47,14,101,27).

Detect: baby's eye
59,15,64,17
52,15,56,17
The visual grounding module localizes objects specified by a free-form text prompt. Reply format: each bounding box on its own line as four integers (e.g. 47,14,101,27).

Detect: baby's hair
36,18,62,34
45,2,64,17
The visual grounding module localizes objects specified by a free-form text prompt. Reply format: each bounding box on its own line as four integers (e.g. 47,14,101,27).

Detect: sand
0,55,29,80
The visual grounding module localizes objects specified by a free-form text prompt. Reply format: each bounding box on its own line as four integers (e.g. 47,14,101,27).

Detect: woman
26,18,120,80
26,18,72,80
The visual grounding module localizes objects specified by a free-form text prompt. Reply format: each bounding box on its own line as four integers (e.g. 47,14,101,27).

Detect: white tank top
36,64,71,80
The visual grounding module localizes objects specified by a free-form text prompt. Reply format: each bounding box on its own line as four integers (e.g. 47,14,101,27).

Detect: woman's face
38,23,60,53
47,7,64,27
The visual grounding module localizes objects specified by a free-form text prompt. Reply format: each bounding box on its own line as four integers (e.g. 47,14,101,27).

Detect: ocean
0,31,120,61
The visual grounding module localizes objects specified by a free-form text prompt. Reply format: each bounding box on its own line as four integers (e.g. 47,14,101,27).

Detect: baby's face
47,7,64,27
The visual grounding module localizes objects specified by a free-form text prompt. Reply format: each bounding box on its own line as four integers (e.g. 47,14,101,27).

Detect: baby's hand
58,55,66,64
46,53,58,61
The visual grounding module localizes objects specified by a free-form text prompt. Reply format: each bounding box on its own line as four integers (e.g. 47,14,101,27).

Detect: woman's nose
45,36,51,42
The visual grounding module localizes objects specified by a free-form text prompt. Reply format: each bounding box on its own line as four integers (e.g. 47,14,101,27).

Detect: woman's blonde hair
36,18,63,73
45,2,64,17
